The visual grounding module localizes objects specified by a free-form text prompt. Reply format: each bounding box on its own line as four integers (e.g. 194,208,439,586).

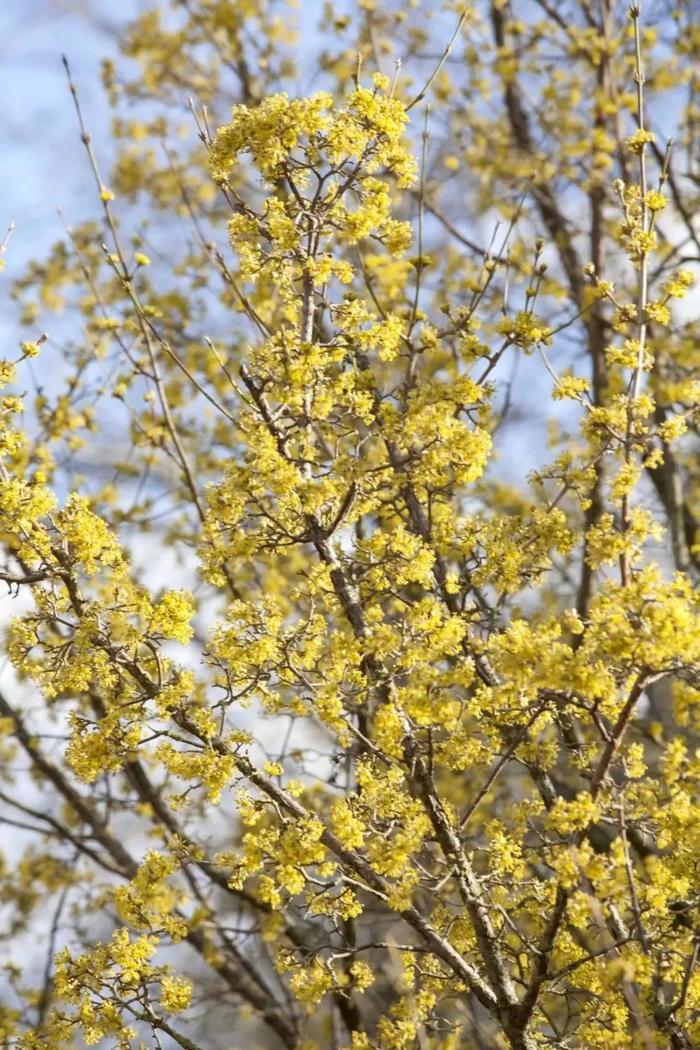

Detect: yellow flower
625,128,655,153
160,975,192,1013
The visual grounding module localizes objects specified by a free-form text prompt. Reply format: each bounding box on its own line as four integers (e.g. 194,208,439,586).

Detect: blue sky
0,0,140,281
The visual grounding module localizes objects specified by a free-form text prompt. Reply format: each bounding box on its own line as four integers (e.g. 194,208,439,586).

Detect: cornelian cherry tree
2,1,700,1047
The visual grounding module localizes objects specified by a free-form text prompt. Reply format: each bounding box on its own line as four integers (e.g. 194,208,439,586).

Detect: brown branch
174,710,499,1014
489,4,584,303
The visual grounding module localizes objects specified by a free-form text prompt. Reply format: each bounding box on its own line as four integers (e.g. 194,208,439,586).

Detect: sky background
0,0,141,282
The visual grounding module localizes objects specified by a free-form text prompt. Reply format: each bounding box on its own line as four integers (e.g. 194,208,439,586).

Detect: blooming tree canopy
2,1,700,1048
